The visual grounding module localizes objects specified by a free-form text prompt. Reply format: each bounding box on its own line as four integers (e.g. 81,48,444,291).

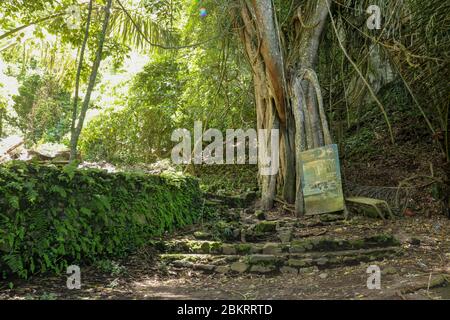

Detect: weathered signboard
300,144,344,215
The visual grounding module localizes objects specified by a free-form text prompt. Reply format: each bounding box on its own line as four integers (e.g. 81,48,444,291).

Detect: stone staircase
152,197,403,275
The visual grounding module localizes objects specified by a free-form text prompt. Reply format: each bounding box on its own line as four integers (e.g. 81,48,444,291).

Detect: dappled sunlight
0,0,448,302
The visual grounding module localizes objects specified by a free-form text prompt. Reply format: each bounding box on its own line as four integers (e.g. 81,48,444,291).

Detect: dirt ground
0,214,448,300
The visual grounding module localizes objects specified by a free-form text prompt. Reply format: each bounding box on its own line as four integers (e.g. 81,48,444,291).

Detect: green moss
288,259,312,268
255,210,266,220
254,221,277,234
0,161,202,279
209,242,223,254
235,244,252,254
289,235,399,253
349,239,365,249
193,231,211,240
364,234,399,246
246,254,282,267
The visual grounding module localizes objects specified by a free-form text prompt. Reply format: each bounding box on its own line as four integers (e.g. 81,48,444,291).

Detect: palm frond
109,2,175,54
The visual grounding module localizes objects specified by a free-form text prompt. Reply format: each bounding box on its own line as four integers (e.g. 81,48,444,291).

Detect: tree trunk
70,0,94,161
236,0,332,214
0,105,4,137
70,0,113,161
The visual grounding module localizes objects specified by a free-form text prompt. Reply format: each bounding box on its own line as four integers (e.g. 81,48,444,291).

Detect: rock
319,273,328,279
209,242,223,254
316,257,329,266
255,210,266,220
250,244,263,254
200,242,211,254
215,265,230,274
342,256,357,264
289,245,306,253
172,260,194,268
280,266,298,275
193,264,216,272
247,254,279,265
250,265,275,273
230,262,249,273
262,243,282,255
417,261,428,269
383,267,397,275
254,221,277,233
224,255,240,262
187,241,212,253
222,244,237,255
30,143,70,161
278,229,292,244
290,240,314,253
363,234,400,247
235,244,253,254
193,231,211,240
287,258,313,268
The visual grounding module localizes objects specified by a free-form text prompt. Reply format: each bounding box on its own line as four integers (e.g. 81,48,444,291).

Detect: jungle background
0,0,448,300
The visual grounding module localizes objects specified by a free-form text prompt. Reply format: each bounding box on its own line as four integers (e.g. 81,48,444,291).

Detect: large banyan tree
227,0,449,214
231,0,334,214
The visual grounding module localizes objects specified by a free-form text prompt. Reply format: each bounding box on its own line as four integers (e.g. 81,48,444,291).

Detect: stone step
153,234,400,256
188,215,346,242
159,246,402,275
204,191,257,208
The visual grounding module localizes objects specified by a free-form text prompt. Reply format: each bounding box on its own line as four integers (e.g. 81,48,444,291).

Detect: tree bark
236,0,332,214
0,105,4,137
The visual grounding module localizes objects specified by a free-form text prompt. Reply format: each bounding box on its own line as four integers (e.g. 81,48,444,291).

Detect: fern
0,161,201,279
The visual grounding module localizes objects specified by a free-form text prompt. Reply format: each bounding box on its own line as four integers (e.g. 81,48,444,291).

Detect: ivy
0,161,202,279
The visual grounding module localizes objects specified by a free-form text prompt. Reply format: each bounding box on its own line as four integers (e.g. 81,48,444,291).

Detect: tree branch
0,13,65,41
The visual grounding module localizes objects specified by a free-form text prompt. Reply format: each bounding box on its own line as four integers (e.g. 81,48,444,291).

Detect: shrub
0,161,202,279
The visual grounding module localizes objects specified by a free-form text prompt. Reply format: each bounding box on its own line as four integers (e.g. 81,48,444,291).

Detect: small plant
211,220,236,241
157,262,169,276
39,292,58,300
94,259,127,277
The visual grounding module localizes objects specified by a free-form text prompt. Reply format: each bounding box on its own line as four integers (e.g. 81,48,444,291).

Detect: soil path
1,214,448,300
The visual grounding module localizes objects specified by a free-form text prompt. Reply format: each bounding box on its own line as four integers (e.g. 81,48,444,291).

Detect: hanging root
301,68,333,145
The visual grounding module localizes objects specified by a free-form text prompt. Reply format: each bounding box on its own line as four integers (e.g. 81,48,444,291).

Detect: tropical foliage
0,161,201,279
0,1,448,282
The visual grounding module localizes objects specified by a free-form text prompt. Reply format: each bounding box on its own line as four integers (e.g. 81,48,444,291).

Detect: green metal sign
300,144,344,215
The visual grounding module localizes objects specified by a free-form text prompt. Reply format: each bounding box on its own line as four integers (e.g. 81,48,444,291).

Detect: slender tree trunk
70,0,94,161
70,0,113,161
236,0,332,213
0,105,4,137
